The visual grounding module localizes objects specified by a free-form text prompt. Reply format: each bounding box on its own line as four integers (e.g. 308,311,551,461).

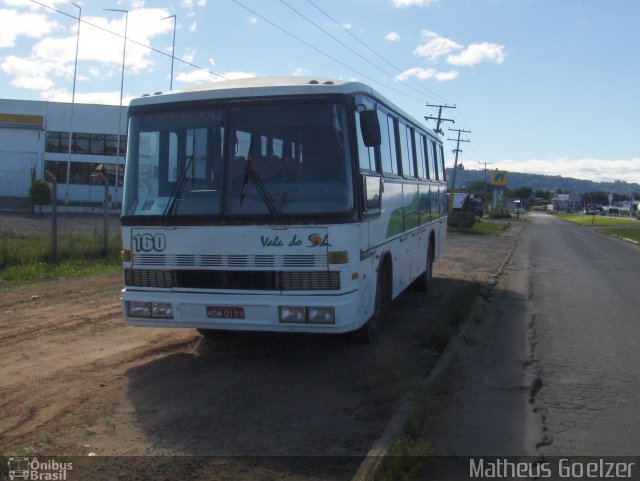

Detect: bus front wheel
416,243,434,293
351,265,391,344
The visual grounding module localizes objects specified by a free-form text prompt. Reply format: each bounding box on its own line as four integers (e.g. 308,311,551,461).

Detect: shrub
30,180,51,205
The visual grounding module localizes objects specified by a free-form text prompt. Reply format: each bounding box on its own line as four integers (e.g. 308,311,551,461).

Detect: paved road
433,213,640,457
526,213,640,455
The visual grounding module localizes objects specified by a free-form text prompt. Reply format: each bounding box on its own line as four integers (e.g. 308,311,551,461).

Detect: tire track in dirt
0,333,198,448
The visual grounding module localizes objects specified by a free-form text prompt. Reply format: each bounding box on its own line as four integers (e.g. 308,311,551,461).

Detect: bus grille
124,269,341,291
133,253,328,269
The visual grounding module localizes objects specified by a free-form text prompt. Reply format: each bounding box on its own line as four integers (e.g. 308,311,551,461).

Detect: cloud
221,71,257,80
40,88,136,106
4,0,68,9
176,69,255,84
435,70,459,81
385,32,400,42
494,157,640,184
249,17,257,24
395,67,458,82
1,55,70,90
391,0,438,7
0,8,60,48
447,42,506,66
411,31,506,74
2,5,175,103
413,31,462,61
292,67,310,77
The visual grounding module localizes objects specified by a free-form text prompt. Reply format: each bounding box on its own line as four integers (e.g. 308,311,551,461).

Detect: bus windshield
122,102,354,220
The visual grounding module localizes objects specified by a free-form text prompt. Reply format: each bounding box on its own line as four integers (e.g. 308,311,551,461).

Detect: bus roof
130,76,439,137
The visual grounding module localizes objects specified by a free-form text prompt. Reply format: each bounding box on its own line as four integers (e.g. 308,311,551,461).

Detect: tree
463,180,487,199
581,191,608,206
513,186,534,200
536,190,553,202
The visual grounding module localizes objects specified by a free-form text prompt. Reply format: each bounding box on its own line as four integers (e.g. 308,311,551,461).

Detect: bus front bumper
120,289,362,334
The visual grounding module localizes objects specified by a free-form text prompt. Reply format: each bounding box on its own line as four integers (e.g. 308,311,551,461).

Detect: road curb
351,227,521,481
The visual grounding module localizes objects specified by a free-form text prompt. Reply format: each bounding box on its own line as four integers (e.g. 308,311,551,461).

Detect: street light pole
162,14,177,91
103,8,129,207
65,2,81,205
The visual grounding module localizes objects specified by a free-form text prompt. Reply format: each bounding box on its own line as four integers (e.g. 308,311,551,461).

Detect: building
0,99,126,211
551,192,581,211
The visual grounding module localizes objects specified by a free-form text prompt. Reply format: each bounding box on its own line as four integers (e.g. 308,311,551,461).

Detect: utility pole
477,161,494,203
447,128,471,211
425,103,456,135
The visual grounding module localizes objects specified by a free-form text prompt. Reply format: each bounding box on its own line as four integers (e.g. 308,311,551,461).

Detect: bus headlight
278,306,335,324
279,306,306,323
151,302,174,318
128,301,151,317
127,301,174,319
307,307,335,324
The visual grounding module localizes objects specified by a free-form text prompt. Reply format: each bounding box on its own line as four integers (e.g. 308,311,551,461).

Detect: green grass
0,231,121,284
595,227,640,243
557,212,640,226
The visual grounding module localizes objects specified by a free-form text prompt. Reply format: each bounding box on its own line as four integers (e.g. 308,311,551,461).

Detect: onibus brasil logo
7,458,73,480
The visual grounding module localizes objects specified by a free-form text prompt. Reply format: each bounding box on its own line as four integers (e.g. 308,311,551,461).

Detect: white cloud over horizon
472,157,640,185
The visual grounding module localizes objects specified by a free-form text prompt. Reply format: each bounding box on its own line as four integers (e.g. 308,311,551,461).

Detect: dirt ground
0,215,519,481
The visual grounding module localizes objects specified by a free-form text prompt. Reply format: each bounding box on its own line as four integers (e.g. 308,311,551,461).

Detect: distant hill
446,169,640,196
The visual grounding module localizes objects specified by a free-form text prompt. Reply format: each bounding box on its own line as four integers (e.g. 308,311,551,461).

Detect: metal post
104,8,129,208
65,3,81,204
162,14,177,91
103,174,110,257
51,180,58,264
46,170,58,264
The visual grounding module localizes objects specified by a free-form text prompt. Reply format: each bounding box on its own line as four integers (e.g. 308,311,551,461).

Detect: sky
1,0,639,185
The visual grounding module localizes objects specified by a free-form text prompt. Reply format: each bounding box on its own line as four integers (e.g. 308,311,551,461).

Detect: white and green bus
120,77,447,342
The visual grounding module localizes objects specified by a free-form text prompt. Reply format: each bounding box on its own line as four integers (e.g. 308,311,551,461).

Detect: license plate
206,305,245,319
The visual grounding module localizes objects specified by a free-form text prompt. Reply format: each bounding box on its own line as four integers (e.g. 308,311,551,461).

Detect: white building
0,99,126,211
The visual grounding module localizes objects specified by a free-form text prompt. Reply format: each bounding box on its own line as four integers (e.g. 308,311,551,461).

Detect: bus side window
356,113,377,172
399,123,415,178
415,132,427,179
378,110,399,176
438,144,446,181
431,140,439,181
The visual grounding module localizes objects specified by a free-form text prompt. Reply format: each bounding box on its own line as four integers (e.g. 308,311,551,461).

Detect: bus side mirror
359,110,381,148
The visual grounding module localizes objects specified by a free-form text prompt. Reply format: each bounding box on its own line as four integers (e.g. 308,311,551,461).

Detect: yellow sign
490,170,508,188
0,113,45,130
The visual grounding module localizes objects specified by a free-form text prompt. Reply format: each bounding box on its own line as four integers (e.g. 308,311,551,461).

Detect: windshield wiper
162,155,194,219
239,158,285,224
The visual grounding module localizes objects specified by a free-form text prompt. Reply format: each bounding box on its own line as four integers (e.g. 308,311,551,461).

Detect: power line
279,0,430,100
229,0,426,103
28,0,227,83
305,0,453,105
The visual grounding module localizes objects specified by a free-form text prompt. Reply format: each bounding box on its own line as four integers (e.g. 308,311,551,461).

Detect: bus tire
351,264,390,344
416,242,434,293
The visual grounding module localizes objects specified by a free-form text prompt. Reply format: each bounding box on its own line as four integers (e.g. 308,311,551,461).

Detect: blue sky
2,0,639,185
